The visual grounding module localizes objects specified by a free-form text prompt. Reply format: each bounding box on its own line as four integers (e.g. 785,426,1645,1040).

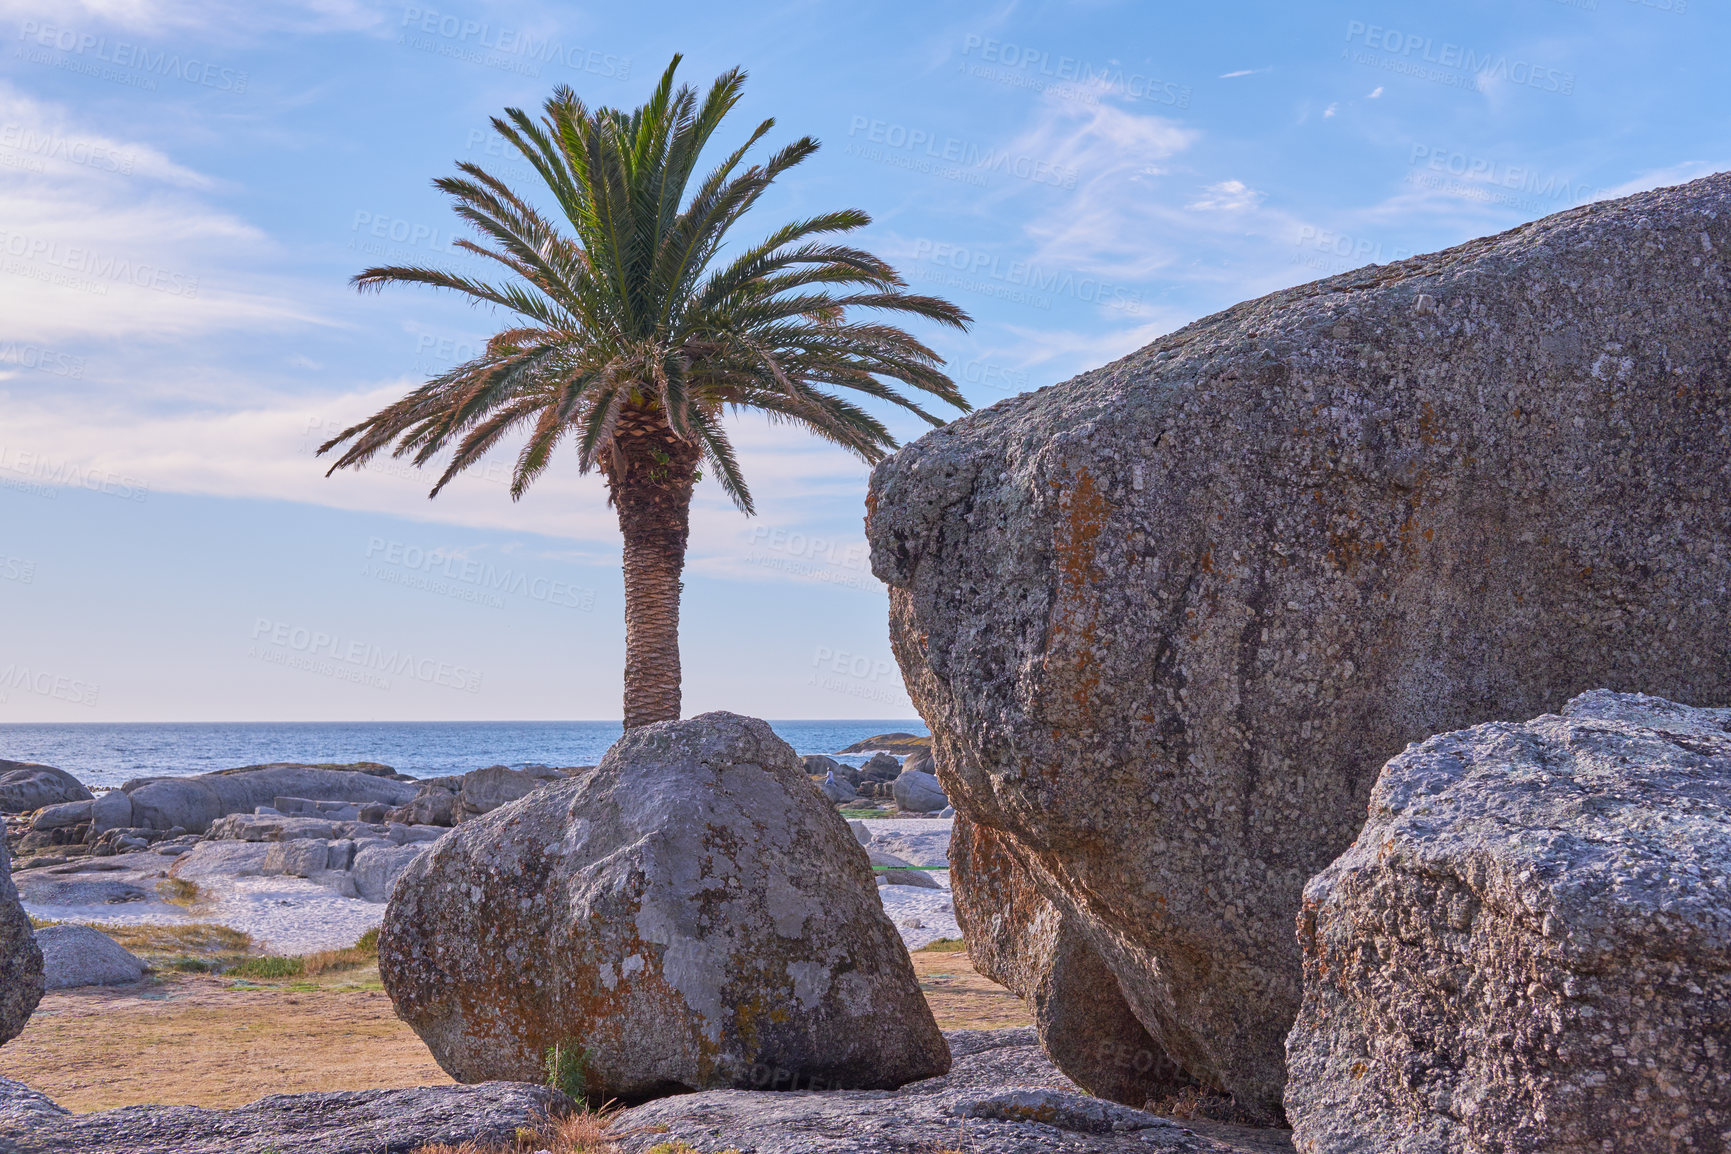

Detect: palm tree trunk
611,412,702,728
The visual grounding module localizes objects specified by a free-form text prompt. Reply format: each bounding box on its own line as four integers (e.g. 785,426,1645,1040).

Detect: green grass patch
917,937,968,953
231,955,305,980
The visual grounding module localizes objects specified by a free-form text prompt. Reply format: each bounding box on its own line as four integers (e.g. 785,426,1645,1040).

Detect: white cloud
0,82,326,343
1219,68,1271,79
1187,179,1263,212
1367,86,1384,98
0,0,385,37
1323,102,1339,118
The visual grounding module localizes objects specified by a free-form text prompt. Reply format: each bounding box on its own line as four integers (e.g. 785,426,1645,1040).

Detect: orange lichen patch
1044,467,1111,719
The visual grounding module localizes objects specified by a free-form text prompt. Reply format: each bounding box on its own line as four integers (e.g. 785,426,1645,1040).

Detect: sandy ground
0,948,1027,1113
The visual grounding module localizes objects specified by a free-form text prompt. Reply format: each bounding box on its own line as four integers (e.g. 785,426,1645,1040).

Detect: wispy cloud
1219,67,1272,79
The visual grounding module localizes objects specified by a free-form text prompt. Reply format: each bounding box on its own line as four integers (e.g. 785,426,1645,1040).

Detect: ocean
0,720,929,788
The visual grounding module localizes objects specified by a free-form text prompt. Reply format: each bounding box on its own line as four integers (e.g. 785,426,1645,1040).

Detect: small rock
36,924,145,988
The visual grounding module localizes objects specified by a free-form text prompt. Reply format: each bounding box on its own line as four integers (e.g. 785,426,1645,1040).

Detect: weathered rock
903,746,936,776
819,777,857,804
89,789,132,833
26,802,90,832
0,840,43,1046
803,754,854,784
0,763,91,815
0,1076,573,1154
861,752,901,780
1287,690,1731,1152
892,769,948,813
952,817,1190,1111
169,839,270,882
36,924,146,988
386,784,458,827
837,733,930,755
351,842,425,902
611,1027,1287,1154
262,838,331,879
867,172,1731,1119
380,712,948,1104
124,766,417,834
455,765,540,820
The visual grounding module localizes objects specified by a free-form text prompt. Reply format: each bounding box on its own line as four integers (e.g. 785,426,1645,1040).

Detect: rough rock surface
380,712,948,1104
866,172,1731,1119
0,1076,572,1154
122,765,418,834
611,1028,1292,1154
1287,690,1731,1153
0,763,91,815
0,841,43,1047
952,818,1190,1109
892,769,948,813
35,924,146,989
455,765,541,820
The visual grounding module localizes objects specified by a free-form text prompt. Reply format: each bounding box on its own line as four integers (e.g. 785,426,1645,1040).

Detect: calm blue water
0,720,928,788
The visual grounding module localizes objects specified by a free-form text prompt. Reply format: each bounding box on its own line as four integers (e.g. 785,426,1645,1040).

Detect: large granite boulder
952,817,1190,1110
36,924,146,989
123,765,418,834
1,841,43,1046
0,762,91,814
1287,690,1731,1152
866,171,1731,1121
379,712,949,1104
0,1076,572,1154
455,764,541,820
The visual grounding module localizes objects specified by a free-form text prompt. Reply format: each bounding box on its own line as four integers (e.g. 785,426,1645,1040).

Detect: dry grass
231,928,379,981
26,920,254,972
413,1107,619,1154
155,877,203,908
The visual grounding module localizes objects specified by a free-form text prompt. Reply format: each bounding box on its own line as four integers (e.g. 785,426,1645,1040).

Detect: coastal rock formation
380,712,948,1103
611,1028,1288,1154
0,841,44,1046
36,924,146,989
866,172,1731,1120
0,762,91,814
892,768,948,812
0,1076,573,1154
952,818,1189,1109
123,765,419,834
1287,691,1731,1152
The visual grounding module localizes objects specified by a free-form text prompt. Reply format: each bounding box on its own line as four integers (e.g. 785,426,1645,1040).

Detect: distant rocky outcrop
120,765,420,835
36,924,145,989
0,840,43,1046
0,1076,572,1154
837,733,930,754
380,712,948,1104
867,172,1731,1120
1287,691,1731,1151
0,762,91,814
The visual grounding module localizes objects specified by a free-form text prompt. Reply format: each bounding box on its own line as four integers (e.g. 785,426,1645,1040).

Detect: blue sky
0,0,1721,722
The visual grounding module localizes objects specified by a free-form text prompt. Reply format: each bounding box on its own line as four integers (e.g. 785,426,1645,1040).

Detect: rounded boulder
379,712,949,1104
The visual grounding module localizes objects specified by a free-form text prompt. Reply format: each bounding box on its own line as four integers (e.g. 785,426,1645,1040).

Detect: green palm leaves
318,55,972,514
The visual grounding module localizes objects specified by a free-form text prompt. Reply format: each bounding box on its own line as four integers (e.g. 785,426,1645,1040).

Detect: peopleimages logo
398,7,630,80
910,239,1144,312
0,664,100,708
1343,21,1575,95
249,618,484,693
846,116,1078,189
959,35,1192,108
15,20,249,93
363,537,597,611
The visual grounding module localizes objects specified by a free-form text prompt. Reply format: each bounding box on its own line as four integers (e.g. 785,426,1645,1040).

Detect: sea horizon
0,719,929,788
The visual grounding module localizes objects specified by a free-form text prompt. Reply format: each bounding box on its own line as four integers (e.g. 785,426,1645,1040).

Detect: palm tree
319,56,971,728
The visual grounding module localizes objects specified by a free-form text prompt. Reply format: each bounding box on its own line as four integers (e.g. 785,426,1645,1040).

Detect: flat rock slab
0,1077,570,1154
612,1029,1291,1154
